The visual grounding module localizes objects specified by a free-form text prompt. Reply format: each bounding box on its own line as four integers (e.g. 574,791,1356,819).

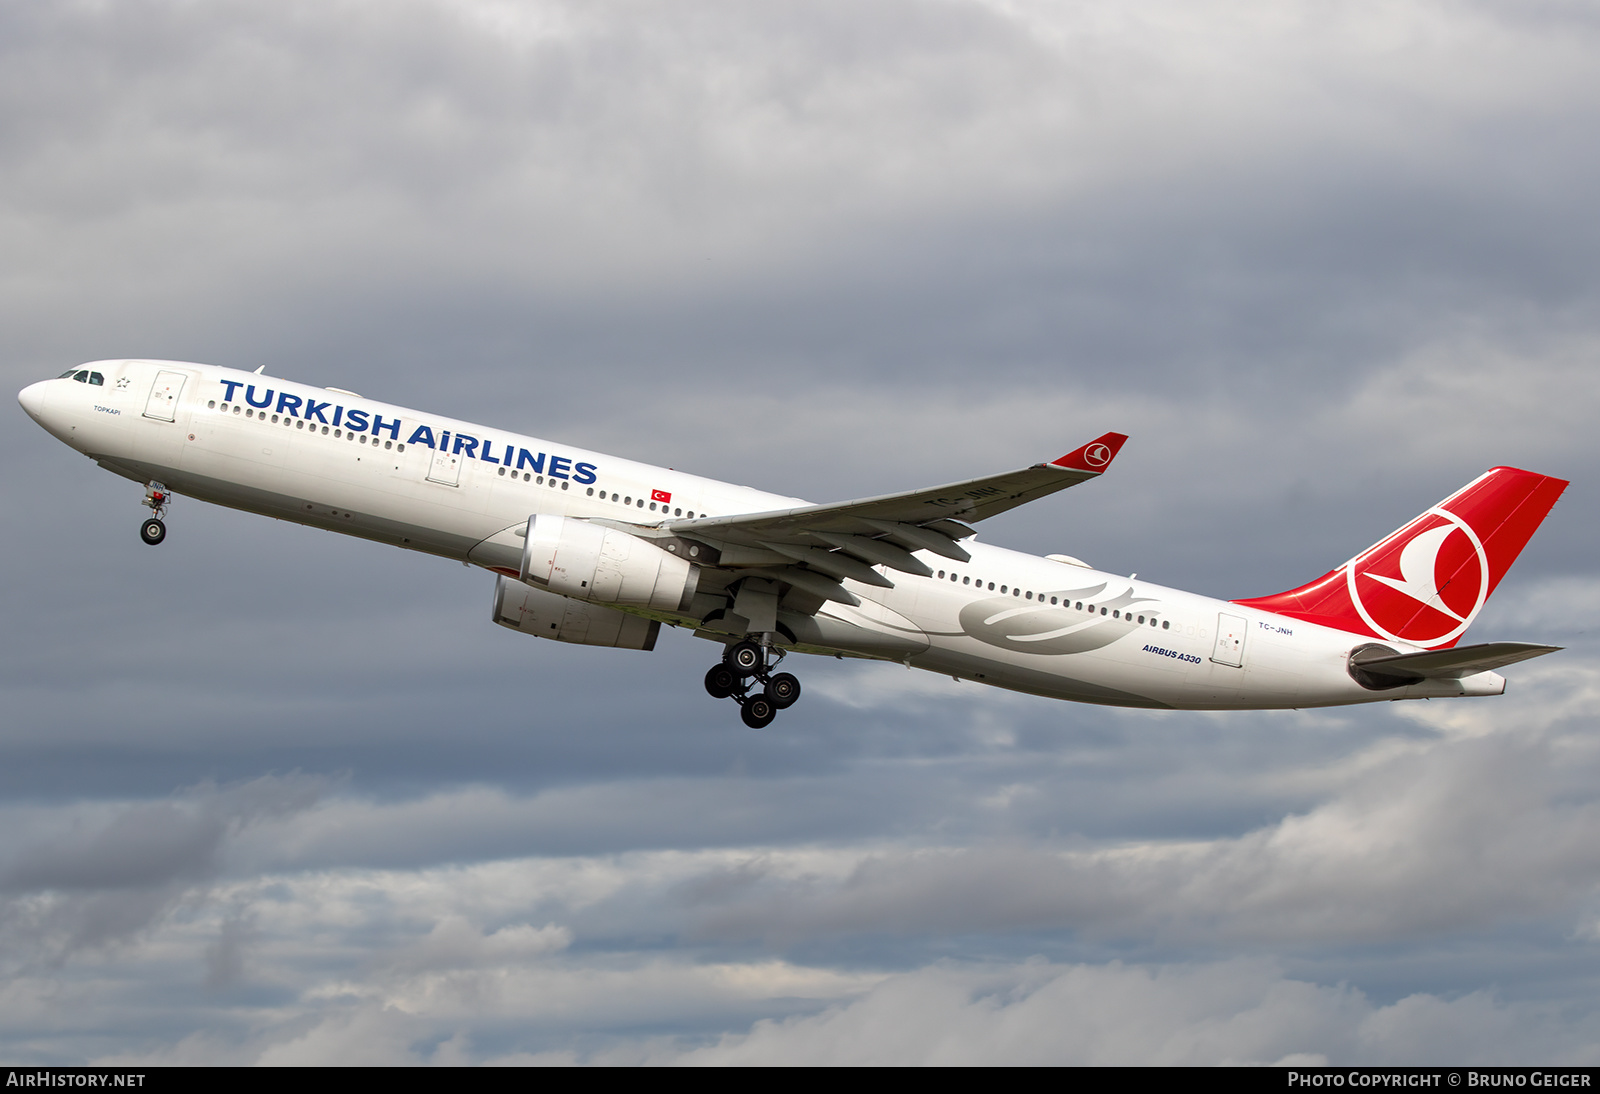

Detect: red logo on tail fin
1235,467,1568,648
1347,508,1488,646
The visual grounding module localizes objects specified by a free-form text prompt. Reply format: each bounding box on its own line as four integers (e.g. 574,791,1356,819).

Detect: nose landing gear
703,639,803,729
139,482,170,545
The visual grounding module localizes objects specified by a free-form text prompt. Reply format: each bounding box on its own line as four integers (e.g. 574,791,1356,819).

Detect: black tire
724,640,765,677
139,518,166,546
741,697,777,730
765,672,801,709
704,664,738,699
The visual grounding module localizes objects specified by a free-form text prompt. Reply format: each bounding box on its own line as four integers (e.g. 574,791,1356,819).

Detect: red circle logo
1346,509,1489,647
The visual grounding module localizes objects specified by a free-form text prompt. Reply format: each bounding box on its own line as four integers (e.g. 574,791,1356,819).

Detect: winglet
1051,432,1129,473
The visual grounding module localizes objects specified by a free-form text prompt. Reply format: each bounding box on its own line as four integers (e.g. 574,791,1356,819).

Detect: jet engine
519,513,699,612
492,575,659,650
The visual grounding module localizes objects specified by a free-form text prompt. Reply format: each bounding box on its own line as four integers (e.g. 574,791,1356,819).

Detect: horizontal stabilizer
1350,641,1560,682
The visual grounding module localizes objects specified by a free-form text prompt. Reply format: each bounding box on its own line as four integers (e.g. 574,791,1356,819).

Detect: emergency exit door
1211,613,1247,667
427,448,462,486
142,370,187,422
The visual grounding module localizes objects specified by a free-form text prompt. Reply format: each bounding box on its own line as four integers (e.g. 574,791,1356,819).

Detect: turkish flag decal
651,489,672,504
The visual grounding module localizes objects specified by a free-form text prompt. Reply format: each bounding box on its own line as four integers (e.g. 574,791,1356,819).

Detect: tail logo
1083,443,1112,467
1345,506,1489,647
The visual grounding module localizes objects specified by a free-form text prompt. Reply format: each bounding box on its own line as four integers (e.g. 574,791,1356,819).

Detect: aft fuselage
19,360,1504,710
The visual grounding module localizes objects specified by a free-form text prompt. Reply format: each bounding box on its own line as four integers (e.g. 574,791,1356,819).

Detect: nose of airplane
17,380,51,424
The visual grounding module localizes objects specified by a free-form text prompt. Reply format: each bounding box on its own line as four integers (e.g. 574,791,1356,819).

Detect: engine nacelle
492,576,659,650
519,514,698,612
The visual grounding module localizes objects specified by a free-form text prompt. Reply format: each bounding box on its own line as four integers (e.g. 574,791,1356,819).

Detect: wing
658,432,1128,606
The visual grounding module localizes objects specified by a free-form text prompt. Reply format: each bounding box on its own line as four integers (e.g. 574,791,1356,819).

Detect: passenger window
962,576,970,585
674,508,682,516
650,502,657,511
987,582,994,591
1026,591,1033,600
498,467,506,476
1050,597,1058,605
1000,585,1007,594
1162,620,1170,629
208,400,216,408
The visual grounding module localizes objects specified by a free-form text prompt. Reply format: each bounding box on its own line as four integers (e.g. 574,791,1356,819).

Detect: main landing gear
139,482,170,545
704,639,802,730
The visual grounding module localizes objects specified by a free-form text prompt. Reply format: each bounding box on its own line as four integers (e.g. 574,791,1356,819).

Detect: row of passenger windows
933,569,1171,629
59,369,105,385
495,463,701,516
211,401,406,451
496,465,569,490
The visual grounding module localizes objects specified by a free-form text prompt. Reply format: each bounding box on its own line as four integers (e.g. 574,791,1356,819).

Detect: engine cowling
492,575,659,650
519,514,698,612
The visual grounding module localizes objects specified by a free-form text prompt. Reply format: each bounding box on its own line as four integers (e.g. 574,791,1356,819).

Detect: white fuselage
19,360,1505,710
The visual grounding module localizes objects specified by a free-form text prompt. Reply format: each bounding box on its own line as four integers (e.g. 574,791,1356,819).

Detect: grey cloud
0,776,324,961
667,960,1600,1066
678,697,1600,946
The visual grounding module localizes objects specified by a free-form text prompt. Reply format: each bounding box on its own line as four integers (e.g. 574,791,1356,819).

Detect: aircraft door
142,370,188,422
1211,613,1247,667
426,448,462,486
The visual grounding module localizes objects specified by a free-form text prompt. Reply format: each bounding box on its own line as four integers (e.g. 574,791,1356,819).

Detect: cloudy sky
3,0,1599,1065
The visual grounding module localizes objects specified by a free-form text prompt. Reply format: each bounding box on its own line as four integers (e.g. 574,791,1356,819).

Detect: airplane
18,360,1568,729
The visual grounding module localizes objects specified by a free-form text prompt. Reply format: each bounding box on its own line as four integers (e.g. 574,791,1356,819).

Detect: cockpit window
58,369,77,379
89,372,104,385
73,370,89,383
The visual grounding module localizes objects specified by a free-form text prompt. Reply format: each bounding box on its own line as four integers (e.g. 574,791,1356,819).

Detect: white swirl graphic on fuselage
959,583,1162,655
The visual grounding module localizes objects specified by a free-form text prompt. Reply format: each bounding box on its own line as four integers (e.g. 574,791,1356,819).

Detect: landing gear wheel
704,664,738,699
740,696,777,730
765,672,801,709
725,640,765,677
139,518,166,546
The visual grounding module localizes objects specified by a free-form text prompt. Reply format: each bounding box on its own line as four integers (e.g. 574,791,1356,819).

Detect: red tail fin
1234,467,1568,648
